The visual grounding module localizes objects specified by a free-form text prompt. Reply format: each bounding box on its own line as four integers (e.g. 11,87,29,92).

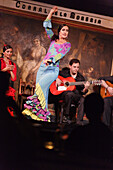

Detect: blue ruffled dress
22,19,71,122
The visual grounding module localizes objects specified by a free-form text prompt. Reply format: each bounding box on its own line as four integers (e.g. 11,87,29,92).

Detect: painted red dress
0,57,17,116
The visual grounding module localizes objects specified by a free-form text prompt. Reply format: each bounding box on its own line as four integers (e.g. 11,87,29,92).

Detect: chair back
19,78,35,96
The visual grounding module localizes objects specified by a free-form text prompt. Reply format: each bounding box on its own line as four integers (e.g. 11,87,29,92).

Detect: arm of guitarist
101,80,113,96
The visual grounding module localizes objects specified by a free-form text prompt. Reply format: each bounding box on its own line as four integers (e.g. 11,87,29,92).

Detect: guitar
100,81,113,98
50,75,101,95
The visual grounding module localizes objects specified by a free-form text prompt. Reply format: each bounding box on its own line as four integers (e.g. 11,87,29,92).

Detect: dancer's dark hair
3,44,13,52
51,24,69,41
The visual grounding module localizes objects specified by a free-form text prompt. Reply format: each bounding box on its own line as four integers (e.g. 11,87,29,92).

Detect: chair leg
54,102,59,123
60,104,64,124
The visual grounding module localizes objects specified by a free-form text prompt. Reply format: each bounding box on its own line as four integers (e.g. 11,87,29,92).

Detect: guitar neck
61,76,102,87
69,81,88,86
69,80,101,86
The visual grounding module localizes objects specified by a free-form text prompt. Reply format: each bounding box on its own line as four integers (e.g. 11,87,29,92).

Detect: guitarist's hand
56,78,62,87
82,81,90,93
107,87,113,95
84,81,90,89
101,80,113,95
101,80,108,88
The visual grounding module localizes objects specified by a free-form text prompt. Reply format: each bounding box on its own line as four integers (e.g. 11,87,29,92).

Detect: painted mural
0,12,113,95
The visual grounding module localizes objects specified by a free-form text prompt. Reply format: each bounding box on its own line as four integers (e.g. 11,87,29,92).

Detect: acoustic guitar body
100,81,113,98
50,75,76,95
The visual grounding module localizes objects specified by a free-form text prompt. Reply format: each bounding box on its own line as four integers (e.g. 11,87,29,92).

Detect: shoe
76,120,84,126
63,116,72,124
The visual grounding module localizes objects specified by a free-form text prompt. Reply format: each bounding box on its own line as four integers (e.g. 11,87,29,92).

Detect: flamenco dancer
0,44,17,116
22,6,71,122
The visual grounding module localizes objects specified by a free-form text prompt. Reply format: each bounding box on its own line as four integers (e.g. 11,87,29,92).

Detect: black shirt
59,67,87,95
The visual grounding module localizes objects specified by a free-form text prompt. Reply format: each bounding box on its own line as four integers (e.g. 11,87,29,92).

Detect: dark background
33,0,113,17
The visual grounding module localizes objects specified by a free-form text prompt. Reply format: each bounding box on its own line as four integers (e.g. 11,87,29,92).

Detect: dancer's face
3,48,13,59
59,26,69,39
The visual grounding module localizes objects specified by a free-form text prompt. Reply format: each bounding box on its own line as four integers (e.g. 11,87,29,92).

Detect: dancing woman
0,44,17,116
22,6,71,122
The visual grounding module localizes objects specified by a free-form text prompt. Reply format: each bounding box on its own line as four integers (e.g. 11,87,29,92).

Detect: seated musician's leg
76,96,85,124
103,97,113,127
61,91,79,122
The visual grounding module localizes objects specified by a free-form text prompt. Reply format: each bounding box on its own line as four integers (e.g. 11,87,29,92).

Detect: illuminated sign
15,0,102,25
0,0,113,29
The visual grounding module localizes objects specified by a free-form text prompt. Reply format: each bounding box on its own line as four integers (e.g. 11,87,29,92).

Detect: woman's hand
50,6,58,14
6,64,14,71
2,64,14,72
9,65,14,71
47,6,58,20
43,59,52,66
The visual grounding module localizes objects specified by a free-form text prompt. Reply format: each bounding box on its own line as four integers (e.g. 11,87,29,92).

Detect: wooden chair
18,78,35,110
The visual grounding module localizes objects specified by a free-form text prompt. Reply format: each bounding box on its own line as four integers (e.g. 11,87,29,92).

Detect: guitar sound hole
65,82,69,87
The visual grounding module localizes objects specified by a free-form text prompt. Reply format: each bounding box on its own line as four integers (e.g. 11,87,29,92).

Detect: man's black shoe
63,116,72,124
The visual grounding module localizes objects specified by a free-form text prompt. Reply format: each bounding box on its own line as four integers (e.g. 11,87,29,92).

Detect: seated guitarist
56,58,90,123
99,76,113,127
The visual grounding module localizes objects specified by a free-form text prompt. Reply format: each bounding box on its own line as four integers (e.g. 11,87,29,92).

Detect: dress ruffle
35,83,46,109
22,95,51,122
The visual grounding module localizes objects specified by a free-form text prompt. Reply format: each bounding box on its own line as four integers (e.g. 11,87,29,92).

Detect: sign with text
0,0,113,29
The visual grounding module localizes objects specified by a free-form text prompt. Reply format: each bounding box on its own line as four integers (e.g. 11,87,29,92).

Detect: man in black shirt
56,59,90,123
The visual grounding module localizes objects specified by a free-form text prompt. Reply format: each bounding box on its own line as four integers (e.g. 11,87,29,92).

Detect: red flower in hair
4,44,7,47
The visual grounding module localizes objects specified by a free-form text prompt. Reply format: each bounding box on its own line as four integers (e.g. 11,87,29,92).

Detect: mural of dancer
22,6,71,122
17,36,46,82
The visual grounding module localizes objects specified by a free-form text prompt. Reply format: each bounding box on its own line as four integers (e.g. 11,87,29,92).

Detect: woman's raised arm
46,6,58,20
